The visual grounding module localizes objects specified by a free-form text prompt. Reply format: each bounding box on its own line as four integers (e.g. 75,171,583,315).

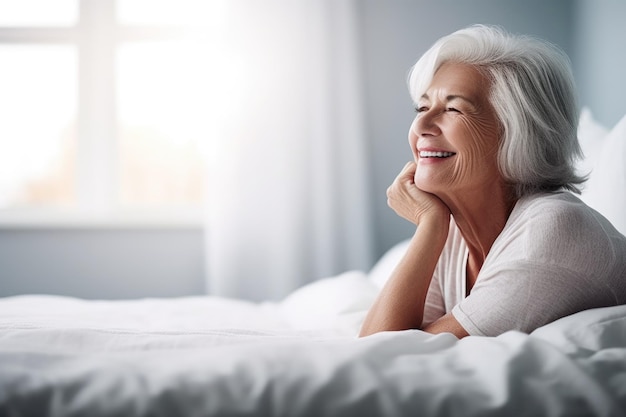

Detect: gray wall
573,0,626,127
0,228,205,299
1,0,624,299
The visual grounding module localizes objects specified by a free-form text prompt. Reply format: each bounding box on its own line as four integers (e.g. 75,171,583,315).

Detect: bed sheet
1,272,626,417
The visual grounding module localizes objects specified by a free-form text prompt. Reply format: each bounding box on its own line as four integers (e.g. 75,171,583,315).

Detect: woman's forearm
359,216,449,337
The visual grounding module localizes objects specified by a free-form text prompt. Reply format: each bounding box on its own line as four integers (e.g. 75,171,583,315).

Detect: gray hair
408,24,585,198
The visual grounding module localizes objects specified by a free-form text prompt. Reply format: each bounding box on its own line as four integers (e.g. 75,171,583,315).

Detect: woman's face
409,62,503,197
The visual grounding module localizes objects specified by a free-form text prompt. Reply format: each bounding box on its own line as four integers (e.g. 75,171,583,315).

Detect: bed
1,109,625,417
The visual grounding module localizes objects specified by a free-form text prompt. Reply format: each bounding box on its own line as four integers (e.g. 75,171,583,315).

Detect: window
0,0,221,226
0,45,77,211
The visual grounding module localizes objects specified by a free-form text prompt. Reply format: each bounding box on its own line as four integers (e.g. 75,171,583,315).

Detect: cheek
451,117,501,180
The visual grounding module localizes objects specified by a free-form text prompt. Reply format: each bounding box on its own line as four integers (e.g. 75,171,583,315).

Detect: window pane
0,0,77,26
117,0,215,26
117,41,212,208
0,46,77,209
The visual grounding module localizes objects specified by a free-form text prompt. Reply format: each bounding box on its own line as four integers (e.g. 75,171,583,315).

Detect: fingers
386,161,446,225
386,161,416,206
393,161,417,191
401,161,415,170
387,161,415,196
399,161,417,179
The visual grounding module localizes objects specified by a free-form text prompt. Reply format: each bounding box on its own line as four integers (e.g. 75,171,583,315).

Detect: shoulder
505,192,617,246
514,191,595,222
492,191,626,275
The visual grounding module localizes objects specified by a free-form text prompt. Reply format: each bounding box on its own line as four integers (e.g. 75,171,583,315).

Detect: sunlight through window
117,40,211,208
0,46,77,209
117,0,215,26
0,0,77,26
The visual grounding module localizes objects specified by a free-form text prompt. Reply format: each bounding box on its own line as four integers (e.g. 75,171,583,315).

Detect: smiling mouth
419,151,456,158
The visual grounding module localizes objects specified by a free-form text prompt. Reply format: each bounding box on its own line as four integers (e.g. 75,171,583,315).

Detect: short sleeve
452,261,598,336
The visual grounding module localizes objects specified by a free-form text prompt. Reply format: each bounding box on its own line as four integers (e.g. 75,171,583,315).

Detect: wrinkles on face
447,110,501,188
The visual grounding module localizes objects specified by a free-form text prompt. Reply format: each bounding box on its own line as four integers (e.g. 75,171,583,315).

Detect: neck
439,183,517,265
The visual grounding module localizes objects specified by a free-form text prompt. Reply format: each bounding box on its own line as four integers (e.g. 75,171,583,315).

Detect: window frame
0,0,203,229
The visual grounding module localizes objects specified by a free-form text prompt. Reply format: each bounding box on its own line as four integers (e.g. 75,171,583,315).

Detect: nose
415,108,441,138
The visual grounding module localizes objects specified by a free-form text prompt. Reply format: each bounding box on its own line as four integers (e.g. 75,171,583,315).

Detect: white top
422,191,626,336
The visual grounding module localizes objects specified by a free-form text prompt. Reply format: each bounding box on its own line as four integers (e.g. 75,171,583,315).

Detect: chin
414,177,441,194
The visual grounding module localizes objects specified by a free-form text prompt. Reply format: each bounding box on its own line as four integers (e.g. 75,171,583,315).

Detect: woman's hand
387,161,450,226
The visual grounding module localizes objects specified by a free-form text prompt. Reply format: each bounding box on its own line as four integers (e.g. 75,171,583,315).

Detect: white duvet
1,270,626,417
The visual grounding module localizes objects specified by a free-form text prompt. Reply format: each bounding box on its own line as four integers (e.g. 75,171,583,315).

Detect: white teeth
420,151,455,158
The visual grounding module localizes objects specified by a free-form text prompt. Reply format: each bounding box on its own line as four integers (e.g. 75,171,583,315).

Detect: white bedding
1,271,626,417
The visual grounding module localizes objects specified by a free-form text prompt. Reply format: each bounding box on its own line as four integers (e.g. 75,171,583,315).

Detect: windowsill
0,208,204,230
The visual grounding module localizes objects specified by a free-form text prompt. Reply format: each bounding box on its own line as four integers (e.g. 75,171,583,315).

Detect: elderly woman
359,25,626,338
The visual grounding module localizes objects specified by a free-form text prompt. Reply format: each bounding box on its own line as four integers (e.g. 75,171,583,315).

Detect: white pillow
368,239,410,289
530,305,626,354
280,271,379,331
576,108,609,177
578,110,626,236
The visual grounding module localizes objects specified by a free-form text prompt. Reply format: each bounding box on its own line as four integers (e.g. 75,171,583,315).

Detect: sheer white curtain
205,0,374,301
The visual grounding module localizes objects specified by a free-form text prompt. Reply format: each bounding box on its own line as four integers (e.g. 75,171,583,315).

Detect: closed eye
446,107,460,113
414,106,428,113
